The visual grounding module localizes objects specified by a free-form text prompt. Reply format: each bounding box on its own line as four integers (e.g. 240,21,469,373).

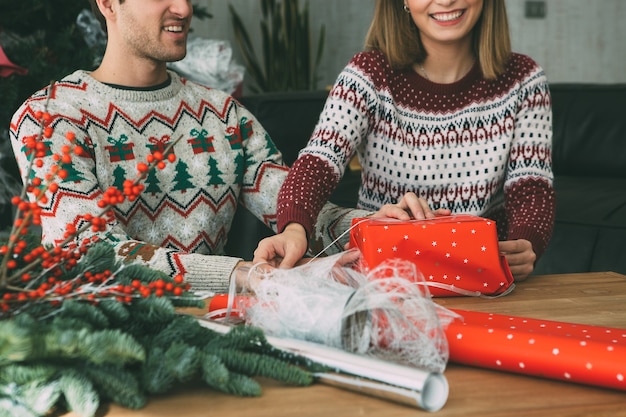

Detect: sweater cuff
154,253,242,294
277,206,315,237
276,154,340,236
508,226,551,261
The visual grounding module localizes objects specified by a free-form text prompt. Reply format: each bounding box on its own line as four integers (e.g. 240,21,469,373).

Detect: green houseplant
229,0,326,93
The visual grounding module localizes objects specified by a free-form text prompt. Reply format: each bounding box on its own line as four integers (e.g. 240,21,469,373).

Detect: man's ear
96,0,116,22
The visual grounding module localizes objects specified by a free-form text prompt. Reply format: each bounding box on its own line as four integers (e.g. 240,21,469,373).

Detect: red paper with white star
446,309,626,391
349,215,514,297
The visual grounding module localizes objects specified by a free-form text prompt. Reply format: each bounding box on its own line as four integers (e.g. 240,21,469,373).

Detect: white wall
192,0,626,93
506,0,626,83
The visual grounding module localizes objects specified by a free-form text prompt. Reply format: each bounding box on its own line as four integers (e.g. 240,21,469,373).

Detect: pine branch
220,372,263,397
150,314,215,348
82,364,146,410
0,363,57,384
0,399,38,417
0,379,61,417
140,342,201,394
58,370,99,417
162,342,199,381
96,299,131,325
125,296,176,328
199,352,230,390
210,348,313,386
55,299,111,329
141,346,175,394
199,352,262,397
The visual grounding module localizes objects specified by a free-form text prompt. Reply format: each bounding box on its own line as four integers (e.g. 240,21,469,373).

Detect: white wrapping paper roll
197,319,449,412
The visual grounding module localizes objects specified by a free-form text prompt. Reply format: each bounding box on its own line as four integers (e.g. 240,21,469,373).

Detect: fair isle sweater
278,51,556,259
10,70,370,292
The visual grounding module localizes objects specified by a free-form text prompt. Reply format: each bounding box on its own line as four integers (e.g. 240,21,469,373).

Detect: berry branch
0,80,184,315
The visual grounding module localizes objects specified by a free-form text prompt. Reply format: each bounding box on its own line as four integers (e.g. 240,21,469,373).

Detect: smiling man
90,0,190,86
9,0,373,294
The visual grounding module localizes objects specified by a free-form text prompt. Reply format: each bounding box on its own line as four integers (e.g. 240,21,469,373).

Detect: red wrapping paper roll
206,294,250,320
446,309,626,391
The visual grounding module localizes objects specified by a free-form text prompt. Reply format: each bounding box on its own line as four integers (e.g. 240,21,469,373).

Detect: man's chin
164,51,187,63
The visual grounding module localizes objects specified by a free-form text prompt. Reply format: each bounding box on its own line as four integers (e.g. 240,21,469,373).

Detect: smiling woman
255,0,556,283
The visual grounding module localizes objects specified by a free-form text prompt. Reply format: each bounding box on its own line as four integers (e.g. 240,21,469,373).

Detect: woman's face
404,0,484,49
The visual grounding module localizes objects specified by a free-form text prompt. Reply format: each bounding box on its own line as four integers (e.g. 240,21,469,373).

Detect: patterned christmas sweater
10,71,370,292
278,51,556,258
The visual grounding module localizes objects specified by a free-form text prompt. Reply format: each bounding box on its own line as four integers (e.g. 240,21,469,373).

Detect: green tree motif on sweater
144,168,162,195
207,157,225,187
171,160,195,193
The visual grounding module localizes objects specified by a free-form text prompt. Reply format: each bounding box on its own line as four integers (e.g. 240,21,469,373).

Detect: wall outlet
525,0,546,19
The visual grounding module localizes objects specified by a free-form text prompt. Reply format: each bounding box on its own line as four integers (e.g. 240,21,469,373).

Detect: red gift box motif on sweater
446,309,626,391
105,134,135,162
188,128,215,154
349,215,514,297
147,135,175,156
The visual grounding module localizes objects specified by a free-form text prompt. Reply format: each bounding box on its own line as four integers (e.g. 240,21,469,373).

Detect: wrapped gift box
446,309,626,391
349,215,514,297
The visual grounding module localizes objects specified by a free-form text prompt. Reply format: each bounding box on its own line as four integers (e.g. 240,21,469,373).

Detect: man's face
115,0,192,63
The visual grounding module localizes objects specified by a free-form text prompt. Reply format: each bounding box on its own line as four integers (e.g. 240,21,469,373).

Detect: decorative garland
0,86,316,417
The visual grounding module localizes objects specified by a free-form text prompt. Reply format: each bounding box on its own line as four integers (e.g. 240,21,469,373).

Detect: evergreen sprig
0,241,317,416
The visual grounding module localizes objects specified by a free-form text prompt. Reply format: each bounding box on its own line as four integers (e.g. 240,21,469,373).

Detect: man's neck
90,52,170,88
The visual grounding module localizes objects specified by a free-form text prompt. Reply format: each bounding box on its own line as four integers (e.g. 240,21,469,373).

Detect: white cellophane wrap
242,252,458,373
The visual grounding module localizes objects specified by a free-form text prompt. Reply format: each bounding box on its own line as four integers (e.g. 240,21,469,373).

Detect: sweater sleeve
276,52,379,235
236,106,290,234
310,202,372,255
504,68,556,259
505,177,555,259
276,154,340,236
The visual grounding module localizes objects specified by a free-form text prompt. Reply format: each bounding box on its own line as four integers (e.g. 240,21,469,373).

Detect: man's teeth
432,11,463,22
165,26,183,32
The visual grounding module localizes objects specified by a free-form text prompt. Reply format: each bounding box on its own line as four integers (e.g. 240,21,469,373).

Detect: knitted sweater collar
72,69,184,103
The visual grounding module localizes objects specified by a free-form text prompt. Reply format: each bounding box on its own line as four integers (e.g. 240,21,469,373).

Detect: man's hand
370,192,451,220
253,223,308,268
499,239,536,281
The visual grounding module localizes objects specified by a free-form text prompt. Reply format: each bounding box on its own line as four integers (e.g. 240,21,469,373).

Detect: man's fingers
252,239,281,264
279,251,301,268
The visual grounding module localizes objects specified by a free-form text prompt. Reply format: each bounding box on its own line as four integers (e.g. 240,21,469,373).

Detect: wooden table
66,271,626,416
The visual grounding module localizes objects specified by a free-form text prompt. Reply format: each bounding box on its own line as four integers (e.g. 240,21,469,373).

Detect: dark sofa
532,84,626,275
230,84,626,276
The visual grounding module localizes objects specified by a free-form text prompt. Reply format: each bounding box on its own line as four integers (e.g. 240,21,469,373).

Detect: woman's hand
370,192,451,220
499,239,536,281
253,223,308,269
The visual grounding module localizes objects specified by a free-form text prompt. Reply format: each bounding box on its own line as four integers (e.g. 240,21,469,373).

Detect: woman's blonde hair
364,0,511,79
